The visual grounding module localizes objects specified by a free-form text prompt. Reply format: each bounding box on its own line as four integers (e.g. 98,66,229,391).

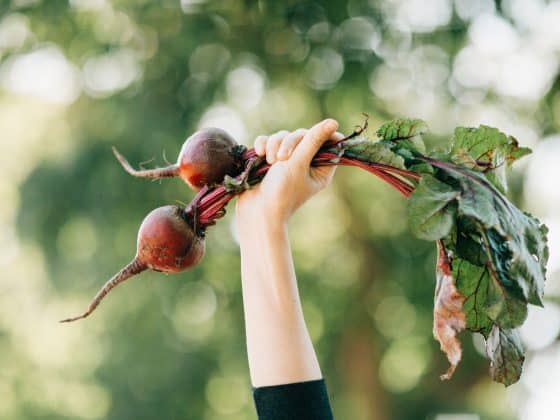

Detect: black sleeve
252,379,334,420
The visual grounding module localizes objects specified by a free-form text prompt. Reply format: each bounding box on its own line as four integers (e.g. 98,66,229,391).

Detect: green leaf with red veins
485,325,524,386
407,151,547,386
376,118,428,155
428,162,548,307
452,256,527,331
340,118,429,170
342,137,407,169
449,126,531,193
407,175,459,241
452,259,493,337
452,217,488,267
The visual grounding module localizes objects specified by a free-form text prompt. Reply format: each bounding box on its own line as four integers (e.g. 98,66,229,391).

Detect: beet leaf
333,118,548,386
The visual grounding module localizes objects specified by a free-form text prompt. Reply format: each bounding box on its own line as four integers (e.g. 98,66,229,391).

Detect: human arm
236,118,340,388
235,120,340,420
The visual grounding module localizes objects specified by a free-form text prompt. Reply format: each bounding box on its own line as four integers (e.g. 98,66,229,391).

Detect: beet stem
185,184,210,234
198,186,227,209
199,195,234,223
59,258,147,323
189,137,421,228
333,113,369,145
336,156,413,197
113,147,180,179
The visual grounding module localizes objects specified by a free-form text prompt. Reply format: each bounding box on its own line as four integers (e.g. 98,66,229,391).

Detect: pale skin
236,118,342,387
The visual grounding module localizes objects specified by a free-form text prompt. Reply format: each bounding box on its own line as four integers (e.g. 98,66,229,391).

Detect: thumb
292,119,339,167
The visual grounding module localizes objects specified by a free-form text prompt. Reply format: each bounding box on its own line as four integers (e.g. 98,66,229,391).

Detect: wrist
236,203,289,237
236,213,288,243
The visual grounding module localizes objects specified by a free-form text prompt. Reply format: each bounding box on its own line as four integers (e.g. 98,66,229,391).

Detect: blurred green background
1,0,560,419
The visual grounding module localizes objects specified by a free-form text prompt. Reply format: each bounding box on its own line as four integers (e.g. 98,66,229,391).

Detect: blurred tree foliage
2,0,557,419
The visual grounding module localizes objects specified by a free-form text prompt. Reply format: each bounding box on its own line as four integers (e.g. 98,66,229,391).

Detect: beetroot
177,128,243,190
112,127,244,191
60,205,204,322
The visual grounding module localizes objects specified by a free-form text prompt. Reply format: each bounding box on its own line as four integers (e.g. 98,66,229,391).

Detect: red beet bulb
112,127,245,191
60,205,204,322
177,128,243,190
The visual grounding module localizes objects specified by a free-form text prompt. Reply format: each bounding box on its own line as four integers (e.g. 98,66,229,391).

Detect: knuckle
273,130,289,139
282,134,297,146
267,138,281,151
271,140,280,148
277,145,292,160
310,134,324,148
254,136,267,156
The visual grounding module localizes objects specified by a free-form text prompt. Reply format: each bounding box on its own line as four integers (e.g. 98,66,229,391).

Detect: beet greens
353,120,547,386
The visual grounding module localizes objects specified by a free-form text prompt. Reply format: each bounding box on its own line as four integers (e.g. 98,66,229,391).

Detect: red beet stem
313,151,420,181
242,148,258,160
198,186,228,209
338,156,414,197
190,143,419,225
199,195,235,224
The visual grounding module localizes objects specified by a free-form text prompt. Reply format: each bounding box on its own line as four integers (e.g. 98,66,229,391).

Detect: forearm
237,214,321,388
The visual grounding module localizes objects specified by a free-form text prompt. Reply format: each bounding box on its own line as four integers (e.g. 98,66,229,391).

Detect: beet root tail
60,258,147,323
112,147,179,179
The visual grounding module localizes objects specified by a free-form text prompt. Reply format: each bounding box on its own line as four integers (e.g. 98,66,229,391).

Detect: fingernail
324,119,338,131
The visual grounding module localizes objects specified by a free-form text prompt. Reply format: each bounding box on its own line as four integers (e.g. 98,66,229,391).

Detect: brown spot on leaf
433,241,467,380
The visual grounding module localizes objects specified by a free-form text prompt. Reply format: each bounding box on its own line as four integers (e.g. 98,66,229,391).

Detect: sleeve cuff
252,378,334,420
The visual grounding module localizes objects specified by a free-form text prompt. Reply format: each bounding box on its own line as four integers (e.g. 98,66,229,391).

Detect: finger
330,131,345,141
312,131,343,181
314,131,343,184
254,135,267,157
266,130,288,164
292,119,339,167
277,129,306,161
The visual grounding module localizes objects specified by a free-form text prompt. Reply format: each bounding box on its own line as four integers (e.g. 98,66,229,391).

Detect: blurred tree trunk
333,175,389,420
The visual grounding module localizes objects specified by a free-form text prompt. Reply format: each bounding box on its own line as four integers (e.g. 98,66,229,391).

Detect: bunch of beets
61,117,548,387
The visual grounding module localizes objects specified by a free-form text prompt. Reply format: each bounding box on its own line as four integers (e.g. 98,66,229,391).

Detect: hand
236,118,342,227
